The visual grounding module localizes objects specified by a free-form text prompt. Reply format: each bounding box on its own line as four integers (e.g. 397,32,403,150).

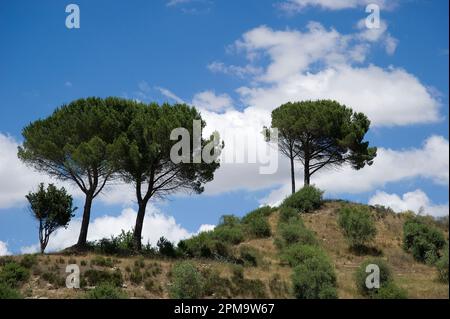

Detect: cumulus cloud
260,135,449,206
192,90,233,112
21,206,212,254
0,133,53,209
369,189,449,217
0,241,11,256
156,86,185,104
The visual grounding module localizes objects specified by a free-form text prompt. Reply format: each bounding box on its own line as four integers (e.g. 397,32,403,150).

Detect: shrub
269,274,290,298
279,222,318,247
403,217,446,263
130,268,143,285
178,232,232,260
93,230,135,256
157,237,177,258
170,262,204,299
0,262,30,288
201,268,231,298
282,186,323,213
85,283,128,299
291,254,337,299
91,256,114,268
243,215,271,238
373,282,407,299
281,244,327,268
41,271,66,288
354,258,392,297
238,245,261,267
279,207,300,223
241,206,273,223
0,282,22,299
212,225,245,245
83,269,123,287
338,206,377,250
436,246,449,283
20,254,38,269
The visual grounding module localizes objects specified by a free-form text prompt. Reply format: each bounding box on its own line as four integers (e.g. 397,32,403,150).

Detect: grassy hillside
0,200,448,299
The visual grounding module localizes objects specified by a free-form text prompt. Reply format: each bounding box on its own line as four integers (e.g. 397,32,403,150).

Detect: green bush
169,262,204,299
282,186,323,213
212,224,245,245
0,282,22,299
355,257,407,299
243,215,271,238
241,206,273,223
238,245,261,267
291,254,337,299
403,217,446,263
91,256,114,268
42,271,66,288
83,269,123,287
178,232,232,260
281,244,327,267
157,237,177,258
20,255,38,269
338,206,377,250
373,282,407,299
279,207,300,223
436,246,449,283
0,262,30,288
85,283,128,299
279,221,318,247
93,230,135,256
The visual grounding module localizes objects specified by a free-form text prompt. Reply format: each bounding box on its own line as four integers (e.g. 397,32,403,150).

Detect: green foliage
91,256,114,268
169,262,205,299
0,262,30,288
268,274,290,298
19,97,127,247
41,271,66,288
403,217,446,263
0,283,22,299
354,258,399,298
278,221,318,247
338,206,377,250
282,186,323,213
243,215,271,239
281,244,327,267
85,283,128,299
92,230,137,256
157,237,177,258
83,269,123,287
373,282,408,299
241,206,273,223
279,207,300,223
269,100,377,185
19,254,38,269
26,183,76,253
291,253,337,299
212,215,245,245
238,245,262,267
178,231,231,260
436,246,449,283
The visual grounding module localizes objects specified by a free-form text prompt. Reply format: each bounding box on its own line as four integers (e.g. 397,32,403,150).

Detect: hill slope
1,201,448,299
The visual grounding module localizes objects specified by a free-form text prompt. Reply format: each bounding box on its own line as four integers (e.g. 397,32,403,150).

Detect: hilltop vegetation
0,187,448,299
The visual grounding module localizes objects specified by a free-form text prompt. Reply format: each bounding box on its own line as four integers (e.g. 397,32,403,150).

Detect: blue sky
0,0,448,255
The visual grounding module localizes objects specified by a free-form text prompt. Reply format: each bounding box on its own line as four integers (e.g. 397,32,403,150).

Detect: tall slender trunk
133,200,148,251
304,155,310,186
290,153,296,194
77,192,93,248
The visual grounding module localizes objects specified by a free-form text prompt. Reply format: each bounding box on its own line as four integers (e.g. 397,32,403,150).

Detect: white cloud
278,0,395,12
156,86,185,104
369,189,449,217
64,81,73,88
259,135,449,206
192,90,233,112
21,206,210,254
0,241,11,256
0,133,53,209
208,61,262,78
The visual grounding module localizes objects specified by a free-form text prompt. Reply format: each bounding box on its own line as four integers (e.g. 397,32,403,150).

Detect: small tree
26,183,76,253
267,100,377,187
19,97,124,248
338,206,377,250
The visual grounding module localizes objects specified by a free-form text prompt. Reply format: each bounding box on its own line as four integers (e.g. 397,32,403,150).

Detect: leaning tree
26,183,76,253
18,97,124,248
268,100,377,189
111,102,222,250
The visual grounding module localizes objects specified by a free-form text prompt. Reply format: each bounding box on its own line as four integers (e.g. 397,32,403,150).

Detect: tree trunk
304,156,310,186
290,155,296,194
76,192,93,248
133,200,148,251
